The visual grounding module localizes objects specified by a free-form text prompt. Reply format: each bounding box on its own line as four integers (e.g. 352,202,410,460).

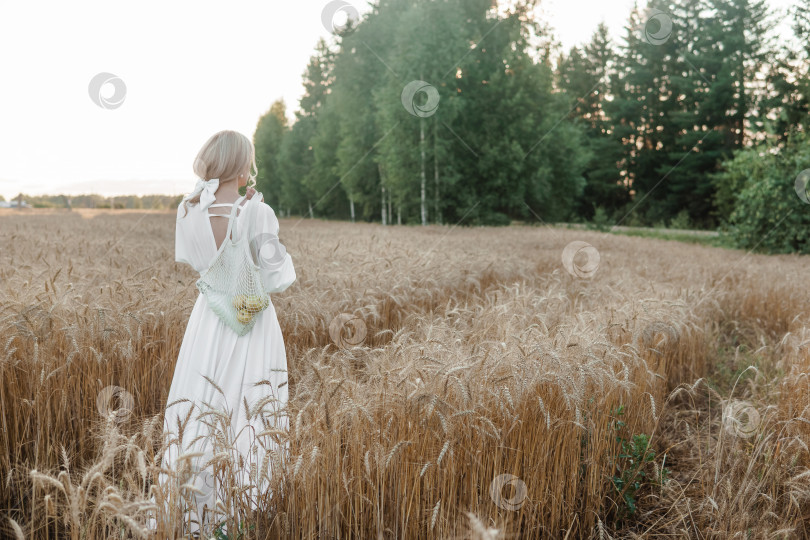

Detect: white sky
0,0,796,200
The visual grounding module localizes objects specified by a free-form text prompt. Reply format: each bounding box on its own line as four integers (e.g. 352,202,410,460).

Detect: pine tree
608,1,676,225
686,0,774,226
559,23,628,220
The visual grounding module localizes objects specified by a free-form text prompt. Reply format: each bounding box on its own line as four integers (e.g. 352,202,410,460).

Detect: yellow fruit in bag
232,295,248,310
236,308,253,324
243,294,269,313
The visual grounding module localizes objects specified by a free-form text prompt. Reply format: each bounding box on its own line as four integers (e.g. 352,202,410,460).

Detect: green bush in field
668,209,692,231
714,132,810,253
713,147,768,226
587,206,611,232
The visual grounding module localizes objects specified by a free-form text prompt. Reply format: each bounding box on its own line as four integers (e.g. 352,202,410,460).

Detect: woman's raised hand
246,187,264,202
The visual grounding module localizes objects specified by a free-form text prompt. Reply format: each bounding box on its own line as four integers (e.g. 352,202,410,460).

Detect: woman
148,130,296,536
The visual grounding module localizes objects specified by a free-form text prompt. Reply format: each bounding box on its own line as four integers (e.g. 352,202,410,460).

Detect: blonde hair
180,130,258,218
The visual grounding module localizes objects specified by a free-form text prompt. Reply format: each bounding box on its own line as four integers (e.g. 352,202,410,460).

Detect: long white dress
148,194,296,535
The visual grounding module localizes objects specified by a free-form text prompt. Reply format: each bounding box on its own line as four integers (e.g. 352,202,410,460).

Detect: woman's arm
248,202,296,293
175,202,194,267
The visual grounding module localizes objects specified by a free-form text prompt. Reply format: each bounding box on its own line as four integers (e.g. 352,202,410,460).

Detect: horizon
0,0,796,201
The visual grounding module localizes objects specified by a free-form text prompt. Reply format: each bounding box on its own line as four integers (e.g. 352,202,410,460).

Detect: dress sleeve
246,201,296,293
175,201,194,267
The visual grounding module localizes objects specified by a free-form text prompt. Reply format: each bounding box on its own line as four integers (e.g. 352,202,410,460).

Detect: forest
253,0,810,252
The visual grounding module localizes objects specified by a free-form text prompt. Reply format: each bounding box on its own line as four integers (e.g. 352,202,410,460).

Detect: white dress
148,194,296,535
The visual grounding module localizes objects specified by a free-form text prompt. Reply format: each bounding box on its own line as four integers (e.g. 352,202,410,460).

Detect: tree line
1,193,183,210
254,0,810,250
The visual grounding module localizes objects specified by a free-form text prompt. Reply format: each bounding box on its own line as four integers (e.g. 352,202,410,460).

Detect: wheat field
1,208,810,539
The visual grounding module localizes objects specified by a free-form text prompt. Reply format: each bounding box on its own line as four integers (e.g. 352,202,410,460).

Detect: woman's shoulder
242,198,281,235
176,197,205,218
244,197,278,218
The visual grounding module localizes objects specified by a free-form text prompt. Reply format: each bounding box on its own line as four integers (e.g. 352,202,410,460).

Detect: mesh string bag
196,195,270,336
